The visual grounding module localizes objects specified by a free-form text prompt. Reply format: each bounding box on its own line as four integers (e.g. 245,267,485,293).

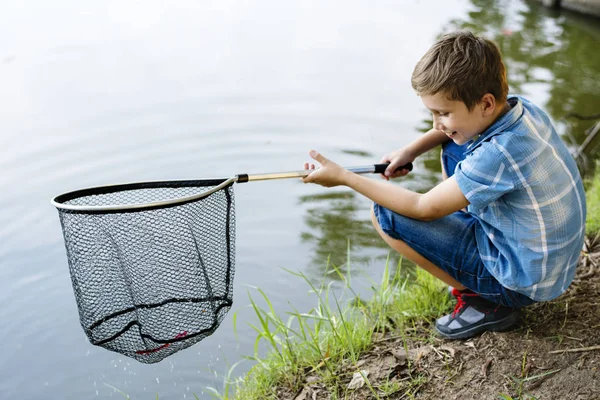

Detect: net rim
51,177,237,213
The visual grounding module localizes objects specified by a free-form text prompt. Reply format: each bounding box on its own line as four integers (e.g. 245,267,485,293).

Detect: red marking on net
136,331,189,355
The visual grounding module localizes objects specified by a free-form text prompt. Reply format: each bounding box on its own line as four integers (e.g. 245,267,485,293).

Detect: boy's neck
484,100,511,132
493,100,512,122
473,100,511,142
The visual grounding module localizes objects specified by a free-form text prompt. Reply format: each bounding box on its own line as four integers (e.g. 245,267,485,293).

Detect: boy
302,30,586,339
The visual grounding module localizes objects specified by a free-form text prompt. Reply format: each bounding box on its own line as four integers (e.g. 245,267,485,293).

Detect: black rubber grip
373,162,413,174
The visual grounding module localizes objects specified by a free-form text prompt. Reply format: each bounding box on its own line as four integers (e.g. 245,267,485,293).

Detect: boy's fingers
385,164,396,177
385,164,411,178
309,150,327,164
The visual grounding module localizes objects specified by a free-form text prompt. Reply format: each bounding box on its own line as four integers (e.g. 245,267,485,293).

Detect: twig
561,301,569,329
578,264,597,280
565,336,583,341
549,345,600,354
572,121,600,159
373,335,401,344
590,233,600,248
564,112,600,120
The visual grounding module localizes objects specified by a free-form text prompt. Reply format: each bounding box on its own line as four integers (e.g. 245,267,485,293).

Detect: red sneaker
435,289,522,339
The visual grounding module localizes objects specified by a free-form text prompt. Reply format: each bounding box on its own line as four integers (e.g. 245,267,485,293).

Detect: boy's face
421,92,490,145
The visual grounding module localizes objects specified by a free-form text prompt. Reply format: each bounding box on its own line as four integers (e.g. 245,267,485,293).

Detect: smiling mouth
444,131,457,137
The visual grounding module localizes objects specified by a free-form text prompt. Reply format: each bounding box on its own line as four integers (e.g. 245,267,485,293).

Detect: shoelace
451,288,466,317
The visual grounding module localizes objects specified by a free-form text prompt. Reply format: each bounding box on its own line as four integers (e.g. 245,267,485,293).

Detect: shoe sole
435,312,521,340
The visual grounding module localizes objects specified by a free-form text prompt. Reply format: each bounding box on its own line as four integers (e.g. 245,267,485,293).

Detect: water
1,0,599,398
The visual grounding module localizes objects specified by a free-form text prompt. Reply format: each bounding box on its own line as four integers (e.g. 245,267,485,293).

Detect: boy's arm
345,172,468,220
303,150,469,221
406,128,451,156
381,129,450,179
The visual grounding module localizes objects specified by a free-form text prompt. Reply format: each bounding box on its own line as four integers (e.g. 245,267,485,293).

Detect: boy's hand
379,148,415,180
302,150,349,188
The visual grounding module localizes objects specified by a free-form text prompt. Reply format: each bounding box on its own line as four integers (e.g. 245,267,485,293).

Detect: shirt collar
466,96,524,152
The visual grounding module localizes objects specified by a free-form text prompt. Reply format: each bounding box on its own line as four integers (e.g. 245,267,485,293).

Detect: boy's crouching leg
371,205,523,339
370,205,466,291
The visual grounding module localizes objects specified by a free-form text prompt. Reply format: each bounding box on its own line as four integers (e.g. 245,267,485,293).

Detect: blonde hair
411,31,508,110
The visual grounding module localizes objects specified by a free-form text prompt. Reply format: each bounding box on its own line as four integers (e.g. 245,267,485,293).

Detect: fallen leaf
439,345,457,358
391,345,433,363
347,370,369,390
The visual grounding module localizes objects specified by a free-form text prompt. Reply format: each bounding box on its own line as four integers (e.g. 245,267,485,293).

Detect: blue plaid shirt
454,96,586,301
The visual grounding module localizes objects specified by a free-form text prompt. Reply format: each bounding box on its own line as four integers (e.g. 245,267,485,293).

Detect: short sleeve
454,146,516,213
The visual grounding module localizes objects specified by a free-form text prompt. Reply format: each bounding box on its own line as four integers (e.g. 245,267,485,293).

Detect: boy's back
454,95,586,301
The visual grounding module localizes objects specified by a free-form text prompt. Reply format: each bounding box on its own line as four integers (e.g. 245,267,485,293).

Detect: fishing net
52,162,411,363
54,179,236,363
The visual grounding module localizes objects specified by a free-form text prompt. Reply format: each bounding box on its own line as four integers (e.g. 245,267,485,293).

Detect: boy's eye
439,112,449,117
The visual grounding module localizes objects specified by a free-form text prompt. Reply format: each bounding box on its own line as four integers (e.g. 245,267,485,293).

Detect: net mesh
55,181,235,363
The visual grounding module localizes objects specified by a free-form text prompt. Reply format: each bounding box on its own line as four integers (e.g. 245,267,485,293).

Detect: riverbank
219,164,600,400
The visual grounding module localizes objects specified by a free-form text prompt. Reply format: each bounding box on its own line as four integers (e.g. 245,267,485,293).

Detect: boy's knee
371,206,394,242
371,206,384,233
370,205,379,228
371,203,381,229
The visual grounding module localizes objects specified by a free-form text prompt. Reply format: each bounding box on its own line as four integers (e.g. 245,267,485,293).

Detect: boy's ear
480,93,497,116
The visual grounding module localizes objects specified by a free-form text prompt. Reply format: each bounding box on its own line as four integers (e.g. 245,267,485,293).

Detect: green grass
585,161,600,236
208,257,451,399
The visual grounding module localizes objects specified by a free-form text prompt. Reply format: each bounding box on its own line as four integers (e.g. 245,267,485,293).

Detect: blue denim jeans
373,141,536,308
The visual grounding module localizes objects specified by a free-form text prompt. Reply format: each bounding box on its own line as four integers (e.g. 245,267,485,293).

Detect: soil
287,235,600,400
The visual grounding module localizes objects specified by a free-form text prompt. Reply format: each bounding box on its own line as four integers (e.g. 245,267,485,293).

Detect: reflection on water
340,149,374,157
299,191,391,275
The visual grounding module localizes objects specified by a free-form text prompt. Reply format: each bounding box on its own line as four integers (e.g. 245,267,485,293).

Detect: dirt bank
289,234,600,400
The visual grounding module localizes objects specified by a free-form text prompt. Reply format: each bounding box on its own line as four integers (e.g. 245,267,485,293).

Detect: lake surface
1,0,599,398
